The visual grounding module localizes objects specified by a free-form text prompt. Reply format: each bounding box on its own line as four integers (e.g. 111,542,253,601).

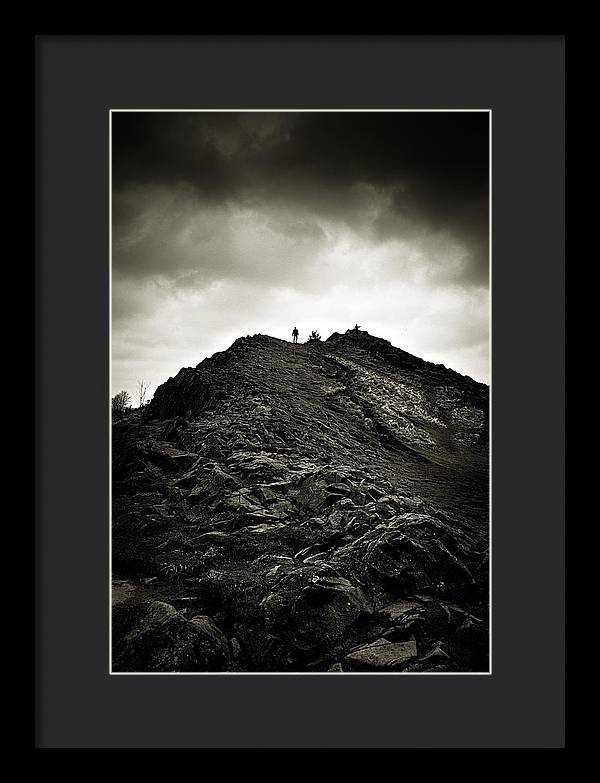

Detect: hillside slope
112,329,489,672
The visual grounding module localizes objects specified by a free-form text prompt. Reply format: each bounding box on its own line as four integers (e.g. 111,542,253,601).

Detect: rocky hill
112,329,489,672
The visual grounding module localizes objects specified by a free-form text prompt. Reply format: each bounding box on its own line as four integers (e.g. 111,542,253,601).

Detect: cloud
112,112,489,283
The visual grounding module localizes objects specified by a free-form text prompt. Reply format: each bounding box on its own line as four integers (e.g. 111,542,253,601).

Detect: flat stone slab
244,523,287,534
382,599,423,619
346,638,417,668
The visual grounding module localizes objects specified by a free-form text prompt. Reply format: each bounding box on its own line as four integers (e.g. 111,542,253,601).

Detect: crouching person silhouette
292,326,299,344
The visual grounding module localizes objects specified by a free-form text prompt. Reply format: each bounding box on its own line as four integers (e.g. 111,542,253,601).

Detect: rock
418,641,449,662
113,601,229,672
456,616,488,648
320,492,347,510
351,491,368,506
188,615,230,661
185,466,238,502
332,519,473,593
365,485,385,500
382,598,423,619
268,500,294,519
345,638,418,669
112,578,137,606
295,543,328,560
232,453,288,481
218,489,261,513
300,554,328,565
289,577,372,652
296,476,328,511
325,483,353,496
243,510,282,524
243,571,373,666
403,660,459,673
140,441,197,472
390,603,452,645
244,522,287,534
252,486,278,505
327,662,344,672
162,417,188,442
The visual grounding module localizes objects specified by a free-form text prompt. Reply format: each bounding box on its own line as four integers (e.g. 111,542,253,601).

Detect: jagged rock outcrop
112,329,489,672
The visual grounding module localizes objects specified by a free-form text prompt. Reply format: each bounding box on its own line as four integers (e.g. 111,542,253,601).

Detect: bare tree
136,378,150,408
112,390,131,420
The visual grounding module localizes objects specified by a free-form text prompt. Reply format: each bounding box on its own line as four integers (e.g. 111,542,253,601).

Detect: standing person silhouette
292,326,299,344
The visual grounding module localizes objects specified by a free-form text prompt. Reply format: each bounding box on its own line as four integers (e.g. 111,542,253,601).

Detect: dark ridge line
160,328,488,391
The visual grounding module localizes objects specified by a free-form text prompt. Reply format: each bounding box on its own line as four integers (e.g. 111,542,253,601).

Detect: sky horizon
112,111,490,406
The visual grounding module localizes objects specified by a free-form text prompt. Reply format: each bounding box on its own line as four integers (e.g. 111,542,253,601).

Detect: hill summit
112,329,489,672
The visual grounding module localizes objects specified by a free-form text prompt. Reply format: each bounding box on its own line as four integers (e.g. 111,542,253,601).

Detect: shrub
112,390,131,420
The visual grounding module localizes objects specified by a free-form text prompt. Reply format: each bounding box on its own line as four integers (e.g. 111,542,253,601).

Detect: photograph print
111,110,490,674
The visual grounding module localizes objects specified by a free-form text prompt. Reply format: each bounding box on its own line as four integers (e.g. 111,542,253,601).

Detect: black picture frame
35,35,565,748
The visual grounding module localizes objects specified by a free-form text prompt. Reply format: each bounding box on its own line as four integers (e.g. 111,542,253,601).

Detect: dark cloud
112,111,488,285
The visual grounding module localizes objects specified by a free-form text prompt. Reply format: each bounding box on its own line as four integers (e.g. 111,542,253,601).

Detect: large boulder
113,601,229,672
237,568,373,668
287,575,372,654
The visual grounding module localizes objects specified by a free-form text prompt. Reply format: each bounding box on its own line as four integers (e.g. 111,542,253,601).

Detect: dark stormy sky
112,111,489,403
